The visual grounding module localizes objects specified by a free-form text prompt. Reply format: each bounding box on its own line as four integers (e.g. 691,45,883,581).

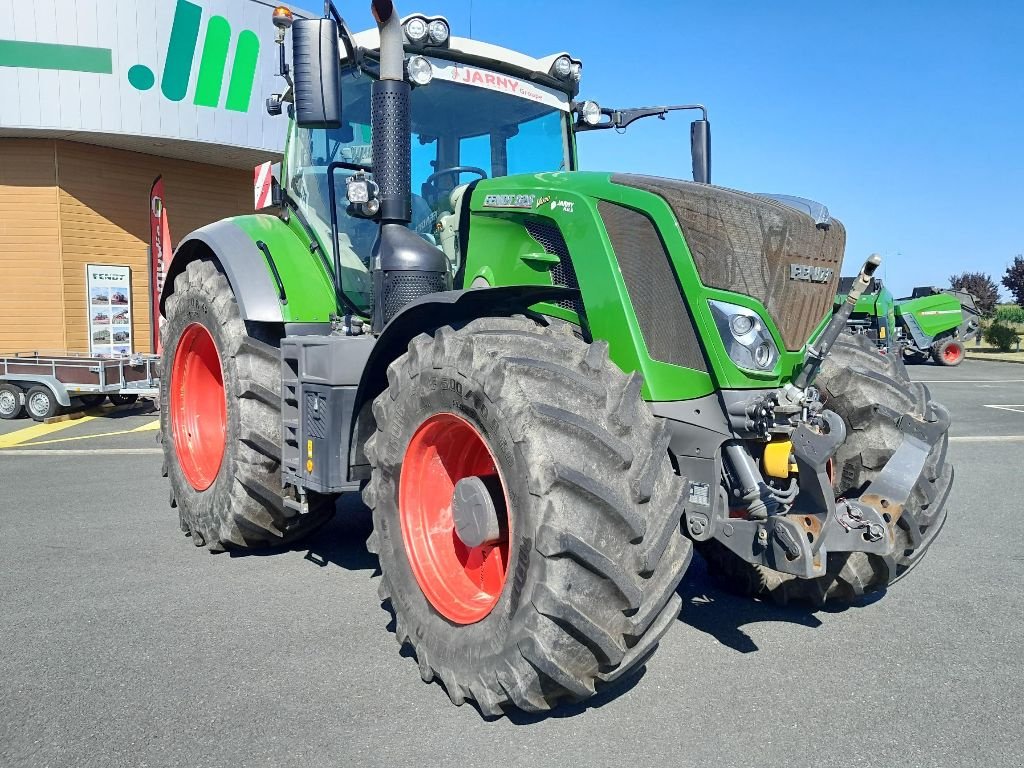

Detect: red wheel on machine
170,322,227,491
399,412,510,625
943,342,963,365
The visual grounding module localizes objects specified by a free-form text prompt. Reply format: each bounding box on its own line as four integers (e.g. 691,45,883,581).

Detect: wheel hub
170,323,227,491
398,413,510,625
0,390,16,415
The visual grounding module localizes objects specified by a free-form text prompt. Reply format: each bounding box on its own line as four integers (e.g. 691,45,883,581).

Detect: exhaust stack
369,0,450,332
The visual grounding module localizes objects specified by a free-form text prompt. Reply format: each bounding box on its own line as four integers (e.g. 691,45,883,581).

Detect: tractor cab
281,19,578,313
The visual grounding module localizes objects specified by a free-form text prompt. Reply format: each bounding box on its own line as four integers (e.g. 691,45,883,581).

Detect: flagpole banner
87,265,133,357
150,176,171,355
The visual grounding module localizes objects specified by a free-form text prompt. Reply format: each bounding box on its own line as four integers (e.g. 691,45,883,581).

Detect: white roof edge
347,25,575,81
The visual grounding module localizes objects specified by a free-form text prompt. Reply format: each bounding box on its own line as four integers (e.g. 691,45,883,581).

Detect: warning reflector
254,161,273,210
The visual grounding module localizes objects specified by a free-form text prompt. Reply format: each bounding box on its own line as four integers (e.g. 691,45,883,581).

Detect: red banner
149,176,173,355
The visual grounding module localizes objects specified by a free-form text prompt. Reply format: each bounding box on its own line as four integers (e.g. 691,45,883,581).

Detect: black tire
364,315,691,716
698,333,952,606
108,393,138,406
25,385,59,421
0,382,25,420
78,394,107,409
160,259,334,550
932,338,965,367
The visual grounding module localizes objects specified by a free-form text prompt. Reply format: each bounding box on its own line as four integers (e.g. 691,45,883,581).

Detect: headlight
552,55,573,78
570,61,582,82
708,300,779,372
427,19,450,45
406,55,433,86
404,17,428,44
580,100,602,126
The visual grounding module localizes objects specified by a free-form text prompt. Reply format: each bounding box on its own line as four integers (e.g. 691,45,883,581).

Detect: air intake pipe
369,0,450,332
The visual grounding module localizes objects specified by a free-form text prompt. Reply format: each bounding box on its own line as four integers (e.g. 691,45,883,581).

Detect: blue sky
299,0,1022,297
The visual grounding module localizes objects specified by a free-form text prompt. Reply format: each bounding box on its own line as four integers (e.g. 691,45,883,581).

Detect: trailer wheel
26,385,59,421
364,315,690,716
698,333,952,606
932,338,965,366
108,393,138,406
79,394,107,408
160,258,334,550
0,382,25,420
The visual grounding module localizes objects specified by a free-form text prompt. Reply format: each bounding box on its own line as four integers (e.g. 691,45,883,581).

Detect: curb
966,354,1024,365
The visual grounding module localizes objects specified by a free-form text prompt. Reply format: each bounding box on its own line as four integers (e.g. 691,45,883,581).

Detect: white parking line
915,379,1024,384
949,435,1024,443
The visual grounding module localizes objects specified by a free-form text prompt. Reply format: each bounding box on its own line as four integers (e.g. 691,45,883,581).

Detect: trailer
0,352,159,421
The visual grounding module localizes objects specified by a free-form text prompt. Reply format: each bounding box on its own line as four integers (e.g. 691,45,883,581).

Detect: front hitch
710,402,949,580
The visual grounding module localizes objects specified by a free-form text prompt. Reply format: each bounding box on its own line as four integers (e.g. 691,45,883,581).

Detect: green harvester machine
837,276,980,366
158,0,954,715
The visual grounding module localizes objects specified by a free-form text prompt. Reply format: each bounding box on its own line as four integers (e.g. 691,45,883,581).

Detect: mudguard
349,284,579,471
160,219,287,323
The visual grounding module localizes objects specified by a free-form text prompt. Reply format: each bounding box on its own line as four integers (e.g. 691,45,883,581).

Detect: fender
160,216,339,325
348,284,579,473
160,219,287,322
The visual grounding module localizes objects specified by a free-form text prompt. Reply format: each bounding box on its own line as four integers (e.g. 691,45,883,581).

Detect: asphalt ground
1,361,1022,767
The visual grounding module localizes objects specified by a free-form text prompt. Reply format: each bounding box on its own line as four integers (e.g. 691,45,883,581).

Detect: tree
1002,255,1024,307
949,272,1000,317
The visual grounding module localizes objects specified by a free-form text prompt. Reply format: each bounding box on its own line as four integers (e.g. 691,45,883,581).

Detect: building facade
0,0,292,354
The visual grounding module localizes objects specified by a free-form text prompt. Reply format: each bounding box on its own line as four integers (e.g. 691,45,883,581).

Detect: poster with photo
86,265,132,357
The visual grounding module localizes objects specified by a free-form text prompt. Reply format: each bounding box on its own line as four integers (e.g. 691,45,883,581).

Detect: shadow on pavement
675,553,825,653
230,492,378,573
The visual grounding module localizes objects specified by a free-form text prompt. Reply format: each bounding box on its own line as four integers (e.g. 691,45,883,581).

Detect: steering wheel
421,166,488,208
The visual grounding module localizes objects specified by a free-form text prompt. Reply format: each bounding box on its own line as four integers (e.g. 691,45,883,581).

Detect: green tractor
836,277,980,366
159,0,953,715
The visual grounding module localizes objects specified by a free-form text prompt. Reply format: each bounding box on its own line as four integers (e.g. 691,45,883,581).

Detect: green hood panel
461,172,829,400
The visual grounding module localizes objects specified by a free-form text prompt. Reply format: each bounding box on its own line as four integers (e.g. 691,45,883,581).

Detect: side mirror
690,119,711,184
291,18,342,129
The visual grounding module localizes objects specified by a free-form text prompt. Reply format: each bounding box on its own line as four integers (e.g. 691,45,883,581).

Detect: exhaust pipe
370,0,411,224
369,0,450,332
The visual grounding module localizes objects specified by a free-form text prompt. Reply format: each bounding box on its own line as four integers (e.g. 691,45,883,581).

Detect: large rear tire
698,334,952,606
160,259,334,550
364,316,691,715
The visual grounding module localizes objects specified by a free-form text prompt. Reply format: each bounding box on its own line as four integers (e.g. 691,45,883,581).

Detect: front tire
364,316,691,715
160,259,333,550
699,334,952,605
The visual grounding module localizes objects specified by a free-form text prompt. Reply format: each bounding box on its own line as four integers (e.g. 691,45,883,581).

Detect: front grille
598,201,708,372
611,174,845,351
523,220,583,316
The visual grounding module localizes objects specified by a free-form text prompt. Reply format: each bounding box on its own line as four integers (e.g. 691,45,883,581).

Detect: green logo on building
0,0,259,113
128,0,260,112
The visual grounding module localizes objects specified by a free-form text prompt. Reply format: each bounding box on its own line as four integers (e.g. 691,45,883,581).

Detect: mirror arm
323,1,361,66
614,103,707,129
574,103,707,132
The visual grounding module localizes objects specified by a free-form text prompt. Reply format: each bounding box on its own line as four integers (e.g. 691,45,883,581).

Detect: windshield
286,63,572,312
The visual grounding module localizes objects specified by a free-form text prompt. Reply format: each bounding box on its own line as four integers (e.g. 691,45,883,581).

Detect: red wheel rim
399,413,510,624
170,323,227,491
944,344,962,364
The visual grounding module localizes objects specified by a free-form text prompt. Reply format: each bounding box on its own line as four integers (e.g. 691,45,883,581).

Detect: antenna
469,0,473,38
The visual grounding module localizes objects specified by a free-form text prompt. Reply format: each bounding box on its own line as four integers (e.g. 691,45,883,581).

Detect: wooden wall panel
0,140,66,354
55,142,252,352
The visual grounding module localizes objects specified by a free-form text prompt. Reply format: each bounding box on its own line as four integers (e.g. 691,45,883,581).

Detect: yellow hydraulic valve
763,440,797,479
